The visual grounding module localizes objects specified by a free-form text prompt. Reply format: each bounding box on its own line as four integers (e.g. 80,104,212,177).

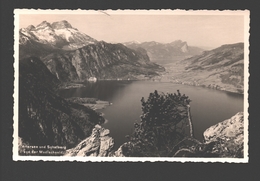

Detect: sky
19,12,245,48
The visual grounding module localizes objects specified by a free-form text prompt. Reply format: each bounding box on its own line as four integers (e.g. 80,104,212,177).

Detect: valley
124,40,204,64
153,43,244,94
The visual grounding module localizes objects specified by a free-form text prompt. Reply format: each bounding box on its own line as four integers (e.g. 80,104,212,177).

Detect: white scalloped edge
13,9,250,162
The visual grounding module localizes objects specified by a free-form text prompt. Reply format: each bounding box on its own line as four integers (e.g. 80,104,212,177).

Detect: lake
58,80,244,149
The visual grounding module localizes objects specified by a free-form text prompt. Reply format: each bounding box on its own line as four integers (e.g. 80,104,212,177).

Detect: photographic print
13,9,249,162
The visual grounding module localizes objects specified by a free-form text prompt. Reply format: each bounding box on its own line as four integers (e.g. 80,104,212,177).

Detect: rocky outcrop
113,144,126,157
204,112,244,143
65,125,114,156
64,125,128,157
203,112,244,157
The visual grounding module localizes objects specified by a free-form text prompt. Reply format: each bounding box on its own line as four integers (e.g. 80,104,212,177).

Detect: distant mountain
19,20,165,81
197,46,215,51
162,42,244,93
123,40,142,45
19,57,105,151
123,40,204,64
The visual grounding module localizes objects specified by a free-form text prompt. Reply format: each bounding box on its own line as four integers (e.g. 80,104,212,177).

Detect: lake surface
58,80,244,149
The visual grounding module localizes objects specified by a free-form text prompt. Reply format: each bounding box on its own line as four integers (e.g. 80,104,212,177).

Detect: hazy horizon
19,13,244,48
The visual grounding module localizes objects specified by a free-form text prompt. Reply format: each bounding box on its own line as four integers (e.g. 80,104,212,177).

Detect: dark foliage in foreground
122,90,192,157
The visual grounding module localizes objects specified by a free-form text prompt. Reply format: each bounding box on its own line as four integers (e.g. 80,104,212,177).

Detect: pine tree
124,90,192,157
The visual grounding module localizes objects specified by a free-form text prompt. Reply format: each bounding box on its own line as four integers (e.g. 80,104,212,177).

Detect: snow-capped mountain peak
19,20,97,50
35,21,53,30
51,20,73,30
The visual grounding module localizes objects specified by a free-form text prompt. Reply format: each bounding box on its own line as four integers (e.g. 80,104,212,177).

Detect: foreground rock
203,112,244,157
64,124,126,157
64,125,114,156
204,112,244,143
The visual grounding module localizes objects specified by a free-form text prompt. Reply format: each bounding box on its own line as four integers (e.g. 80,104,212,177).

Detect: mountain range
19,20,164,81
123,40,204,64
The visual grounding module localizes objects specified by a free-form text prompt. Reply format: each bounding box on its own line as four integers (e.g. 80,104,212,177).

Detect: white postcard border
13,9,250,162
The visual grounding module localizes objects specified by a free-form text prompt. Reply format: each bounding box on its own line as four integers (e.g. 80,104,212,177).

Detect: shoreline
168,81,244,95
58,77,244,95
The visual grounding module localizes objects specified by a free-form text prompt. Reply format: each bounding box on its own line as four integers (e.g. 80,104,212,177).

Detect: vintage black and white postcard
13,9,249,162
